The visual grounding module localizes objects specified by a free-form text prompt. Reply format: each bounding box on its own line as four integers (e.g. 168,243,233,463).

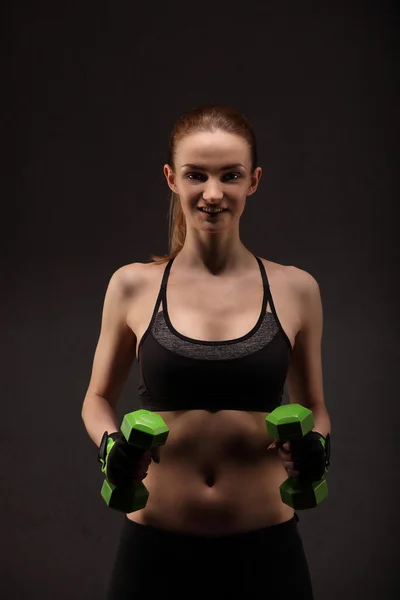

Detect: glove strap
97,431,122,475
314,431,331,473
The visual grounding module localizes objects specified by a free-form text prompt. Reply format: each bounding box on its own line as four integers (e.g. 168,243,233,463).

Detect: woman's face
163,130,262,230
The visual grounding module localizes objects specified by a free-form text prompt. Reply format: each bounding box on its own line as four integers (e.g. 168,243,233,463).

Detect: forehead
176,131,249,165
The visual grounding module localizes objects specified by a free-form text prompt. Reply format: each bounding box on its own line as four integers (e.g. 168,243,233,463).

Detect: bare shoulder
260,257,320,315
281,264,322,330
286,264,321,299
137,260,167,284
110,262,149,296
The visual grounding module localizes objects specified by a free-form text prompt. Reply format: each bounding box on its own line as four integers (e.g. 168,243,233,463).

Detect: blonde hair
149,104,259,266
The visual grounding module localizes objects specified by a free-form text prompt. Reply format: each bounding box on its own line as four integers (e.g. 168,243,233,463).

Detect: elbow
81,394,93,420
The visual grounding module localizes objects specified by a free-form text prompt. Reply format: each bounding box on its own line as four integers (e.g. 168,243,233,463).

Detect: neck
174,244,254,277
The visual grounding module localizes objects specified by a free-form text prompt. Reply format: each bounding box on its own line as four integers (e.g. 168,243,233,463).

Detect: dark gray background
5,1,398,598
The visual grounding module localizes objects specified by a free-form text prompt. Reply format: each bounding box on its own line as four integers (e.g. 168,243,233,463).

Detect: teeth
201,208,224,213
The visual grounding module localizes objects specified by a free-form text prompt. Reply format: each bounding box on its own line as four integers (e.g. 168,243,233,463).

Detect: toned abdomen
126,409,295,535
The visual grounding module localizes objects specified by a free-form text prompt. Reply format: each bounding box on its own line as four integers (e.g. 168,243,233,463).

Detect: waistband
121,513,300,549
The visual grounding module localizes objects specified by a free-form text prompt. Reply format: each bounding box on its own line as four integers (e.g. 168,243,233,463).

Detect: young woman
81,104,331,599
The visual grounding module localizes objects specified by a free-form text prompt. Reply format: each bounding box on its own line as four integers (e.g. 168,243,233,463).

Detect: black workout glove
270,432,331,482
97,431,152,486
290,431,330,481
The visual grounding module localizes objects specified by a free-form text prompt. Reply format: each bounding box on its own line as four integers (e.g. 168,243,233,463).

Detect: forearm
81,393,120,448
311,406,331,439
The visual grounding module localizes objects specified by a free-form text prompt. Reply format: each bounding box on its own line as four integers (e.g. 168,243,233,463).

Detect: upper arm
84,264,140,409
286,268,326,410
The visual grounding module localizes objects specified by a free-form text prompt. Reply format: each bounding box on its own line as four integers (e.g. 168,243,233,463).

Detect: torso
125,255,302,535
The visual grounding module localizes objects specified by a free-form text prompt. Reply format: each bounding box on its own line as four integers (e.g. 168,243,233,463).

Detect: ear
164,164,178,194
247,166,262,197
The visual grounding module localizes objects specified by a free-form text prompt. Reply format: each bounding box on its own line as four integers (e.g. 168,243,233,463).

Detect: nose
201,181,224,201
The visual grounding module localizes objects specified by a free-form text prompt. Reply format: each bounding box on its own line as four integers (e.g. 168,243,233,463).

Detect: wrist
313,431,331,472
97,431,122,470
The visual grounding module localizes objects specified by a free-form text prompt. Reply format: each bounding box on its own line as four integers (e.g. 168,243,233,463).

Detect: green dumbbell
101,409,169,513
266,403,328,510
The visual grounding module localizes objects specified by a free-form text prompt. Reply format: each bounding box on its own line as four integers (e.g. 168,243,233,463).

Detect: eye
186,172,241,182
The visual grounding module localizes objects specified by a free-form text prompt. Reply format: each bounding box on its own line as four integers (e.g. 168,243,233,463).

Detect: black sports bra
137,254,293,412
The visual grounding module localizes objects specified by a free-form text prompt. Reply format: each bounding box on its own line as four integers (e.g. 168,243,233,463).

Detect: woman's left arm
286,268,331,439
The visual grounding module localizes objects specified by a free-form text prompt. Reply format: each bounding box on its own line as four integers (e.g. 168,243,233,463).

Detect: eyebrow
181,163,246,171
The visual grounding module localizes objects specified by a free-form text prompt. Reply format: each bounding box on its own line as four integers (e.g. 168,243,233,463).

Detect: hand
133,446,161,481
105,438,156,485
268,432,326,481
132,450,152,481
268,440,301,478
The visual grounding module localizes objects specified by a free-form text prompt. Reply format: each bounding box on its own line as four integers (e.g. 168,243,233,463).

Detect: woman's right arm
81,264,140,448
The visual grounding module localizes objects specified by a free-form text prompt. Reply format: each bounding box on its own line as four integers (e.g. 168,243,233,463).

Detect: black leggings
106,513,314,599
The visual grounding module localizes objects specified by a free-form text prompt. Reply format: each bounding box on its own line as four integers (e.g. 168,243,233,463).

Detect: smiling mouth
197,208,228,215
